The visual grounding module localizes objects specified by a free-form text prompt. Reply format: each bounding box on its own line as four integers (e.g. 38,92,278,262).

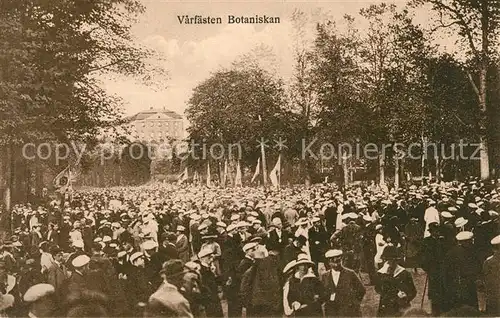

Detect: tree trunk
379,151,385,186
394,156,400,190
260,143,268,186
435,155,441,182
479,0,490,180
343,152,349,187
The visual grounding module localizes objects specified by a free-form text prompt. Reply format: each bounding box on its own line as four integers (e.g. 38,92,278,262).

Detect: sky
100,0,457,130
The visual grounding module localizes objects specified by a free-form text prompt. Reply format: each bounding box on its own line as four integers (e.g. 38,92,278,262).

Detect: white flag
251,158,260,183
177,168,188,185
269,154,281,188
206,162,212,187
235,160,242,187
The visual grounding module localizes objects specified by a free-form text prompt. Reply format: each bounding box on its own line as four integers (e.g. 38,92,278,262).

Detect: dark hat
160,259,185,278
381,246,400,260
294,235,307,244
428,222,439,232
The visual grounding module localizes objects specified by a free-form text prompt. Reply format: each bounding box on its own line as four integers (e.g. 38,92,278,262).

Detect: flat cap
141,240,158,250
491,234,500,245
23,284,55,302
325,249,343,258
456,231,473,241
197,247,214,259
243,242,259,253
72,255,90,268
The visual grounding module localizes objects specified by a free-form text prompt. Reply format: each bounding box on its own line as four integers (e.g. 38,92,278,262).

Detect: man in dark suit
159,232,179,261
266,217,289,255
321,249,366,317
47,246,68,293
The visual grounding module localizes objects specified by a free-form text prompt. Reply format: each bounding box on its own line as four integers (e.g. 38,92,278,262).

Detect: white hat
130,252,144,263
283,260,297,274
0,294,14,311
141,240,158,250
448,207,458,212
226,224,236,232
456,231,473,241
243,242,259,253
251,219,262,225
468,203,478,209
198,248,214,259
362,214,372,222
491,234,500,245
325,249,343,258
93,237,102,243
216,222,227,228
23,284,55,302
428,199,436,205
72,240,84,249
295,254,314,266
454,217,468,228
235,221,250,228
72,255,90,268
102,236,112,243
117,251,127,258
176,225,186,232
230,214,240,221
441,212,453,218
311,217,321,223
375,224,383,230
295,218,309,226
198,223,209,231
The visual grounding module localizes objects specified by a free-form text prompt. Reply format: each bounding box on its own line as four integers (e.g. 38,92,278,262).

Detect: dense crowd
0,178,499,317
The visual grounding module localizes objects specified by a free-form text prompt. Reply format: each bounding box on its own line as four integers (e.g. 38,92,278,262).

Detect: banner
251,158,260,183
54,166,71,190
269,154,281,188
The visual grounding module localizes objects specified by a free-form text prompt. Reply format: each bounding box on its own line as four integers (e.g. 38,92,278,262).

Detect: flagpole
258,115,268,186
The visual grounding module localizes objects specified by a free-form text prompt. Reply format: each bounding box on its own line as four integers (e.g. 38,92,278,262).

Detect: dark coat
288,274,323,317
483,252,500,316
240,254,281,315
375,265,416,317
308,226,329,264
176,234,190,263
266,229,289,254
199,264,223,317
420,236,446,303
321,268,366,317
442,244,482,312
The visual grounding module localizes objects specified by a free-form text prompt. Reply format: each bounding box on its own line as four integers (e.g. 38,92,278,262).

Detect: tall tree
413,0,500,180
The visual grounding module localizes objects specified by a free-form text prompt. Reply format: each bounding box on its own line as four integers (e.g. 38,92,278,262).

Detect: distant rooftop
126,107,183,121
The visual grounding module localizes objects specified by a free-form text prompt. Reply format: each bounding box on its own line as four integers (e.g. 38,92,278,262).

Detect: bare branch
427,0,479,58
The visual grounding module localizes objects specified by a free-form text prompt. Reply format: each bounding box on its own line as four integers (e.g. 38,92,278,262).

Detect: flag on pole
54,166,71,189
206,162,212,187
193,171,199,184
251,158,260,183
269,154,281,188
177,168,188,185
235,160,242,187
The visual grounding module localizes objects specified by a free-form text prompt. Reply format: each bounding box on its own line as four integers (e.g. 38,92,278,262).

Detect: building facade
126,107,184,141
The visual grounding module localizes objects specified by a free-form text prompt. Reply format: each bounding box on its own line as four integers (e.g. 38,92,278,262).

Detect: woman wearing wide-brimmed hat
375,245,416,317
284,254,323,317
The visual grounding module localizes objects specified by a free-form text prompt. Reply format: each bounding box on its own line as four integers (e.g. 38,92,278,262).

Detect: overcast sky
100,0,456,125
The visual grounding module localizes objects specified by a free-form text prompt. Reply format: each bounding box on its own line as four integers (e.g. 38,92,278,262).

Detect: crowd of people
0,177,499,317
